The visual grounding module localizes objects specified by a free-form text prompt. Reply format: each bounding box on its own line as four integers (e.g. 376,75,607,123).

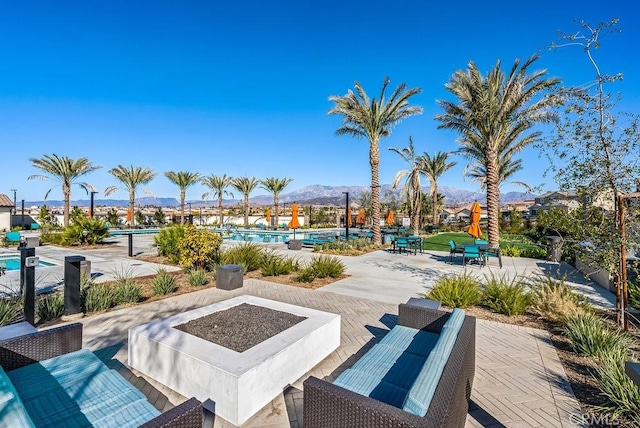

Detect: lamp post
343,192,349,240
188,203,192,225
89,191,97,218
10,189,16,216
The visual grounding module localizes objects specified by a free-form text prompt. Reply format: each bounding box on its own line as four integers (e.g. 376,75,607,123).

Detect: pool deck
8,234,612,427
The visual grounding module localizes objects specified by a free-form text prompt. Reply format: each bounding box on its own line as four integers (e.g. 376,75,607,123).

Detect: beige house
0,194,14,231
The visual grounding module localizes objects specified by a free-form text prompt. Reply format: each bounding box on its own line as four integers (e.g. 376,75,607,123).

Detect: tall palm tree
164,171,201,225
420,151,457,226
28,154,101,227
463,157,532,191
389,137,426,235
436,55,559,246
329,77,422,245
201,174,233,227
231,176,260,227
104,165,156,226
260,177,293,228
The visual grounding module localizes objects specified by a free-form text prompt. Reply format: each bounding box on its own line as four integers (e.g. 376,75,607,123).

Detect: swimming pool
0,255,55,271
109,228,160,236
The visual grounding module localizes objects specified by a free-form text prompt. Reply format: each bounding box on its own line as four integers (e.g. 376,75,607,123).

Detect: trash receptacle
216,264,243,290
546,236,563,262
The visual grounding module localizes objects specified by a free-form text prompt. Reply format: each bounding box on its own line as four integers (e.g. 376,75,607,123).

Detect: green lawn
422,232,543,253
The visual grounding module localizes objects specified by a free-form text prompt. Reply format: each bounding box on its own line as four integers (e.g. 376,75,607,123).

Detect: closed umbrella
386,210,394,226
347,207,352,227
265,208,271,226
468,201,482,239
288,203,300,239
356,209,365,226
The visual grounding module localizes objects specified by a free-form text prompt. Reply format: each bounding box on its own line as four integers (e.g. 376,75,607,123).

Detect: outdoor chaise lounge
303,303,476,428
0,323,203,427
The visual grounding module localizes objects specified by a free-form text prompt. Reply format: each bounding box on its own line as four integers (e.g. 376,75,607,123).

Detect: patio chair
475,239,488,245
484,246,503,268
449,240,463,262
4,231,21,247
463,245,483,267
395,237,409,254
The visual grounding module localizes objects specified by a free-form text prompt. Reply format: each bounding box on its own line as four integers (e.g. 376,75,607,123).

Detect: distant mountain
26,185,537,208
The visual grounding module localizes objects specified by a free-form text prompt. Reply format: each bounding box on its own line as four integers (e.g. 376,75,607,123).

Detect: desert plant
151,268,177,295
188,268,208,286
0,296,21,326
564,311,635,358
178,226,223,269
428,273,481,308
261,250,299,276
307,255,345,278
294,268,316,283
220,242,264,272
61,217,109,246
114,278,142,304
482,273,531,316
528,274,586,323
593,351,640,426
83,283,115,313
154,225,185,263
36,293,65,323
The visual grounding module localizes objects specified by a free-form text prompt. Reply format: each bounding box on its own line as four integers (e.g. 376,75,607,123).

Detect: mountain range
22,184,535,208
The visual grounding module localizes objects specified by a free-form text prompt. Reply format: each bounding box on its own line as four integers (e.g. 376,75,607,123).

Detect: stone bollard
216,264,243,290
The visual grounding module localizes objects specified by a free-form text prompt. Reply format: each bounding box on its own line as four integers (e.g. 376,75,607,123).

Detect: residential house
0,194,14,231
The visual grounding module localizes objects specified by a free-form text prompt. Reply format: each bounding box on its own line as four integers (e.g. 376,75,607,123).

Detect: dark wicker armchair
0,323,203,428
304,304,476,428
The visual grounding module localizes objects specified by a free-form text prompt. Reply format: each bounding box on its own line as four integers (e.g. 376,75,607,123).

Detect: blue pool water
0,256,55,271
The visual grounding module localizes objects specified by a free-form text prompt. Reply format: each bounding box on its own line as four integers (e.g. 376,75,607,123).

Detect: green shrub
564,312,635,358
482,273,531,316
499,245,522,257
83,283,115,313
307,255,345,278
529,274,586,323
40,231,64,245
294,268,316,283
154,225,185,263
36,293,64,323
261,250,299,276
151,268,177,295
221,243,264,272
61,217,110,246
0,296,21,326
629,281,640,309
593,351,640,426
188,268,209,286
428,273,481,308
178,226,223,269
114,279,142,304
520,246,546,259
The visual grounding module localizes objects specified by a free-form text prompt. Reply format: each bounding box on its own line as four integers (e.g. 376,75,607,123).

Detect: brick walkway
76,279,583,427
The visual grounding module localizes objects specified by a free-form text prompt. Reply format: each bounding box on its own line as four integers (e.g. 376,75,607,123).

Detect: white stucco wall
0,209,11,231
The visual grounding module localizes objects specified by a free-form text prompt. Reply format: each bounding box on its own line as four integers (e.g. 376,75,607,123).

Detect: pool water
0,256,55,271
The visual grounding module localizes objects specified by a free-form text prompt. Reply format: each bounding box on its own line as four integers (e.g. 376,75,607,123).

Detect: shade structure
468,201,482,239
356,209,365,225
347,207,352,227
265,208,271,225
386,210,394,225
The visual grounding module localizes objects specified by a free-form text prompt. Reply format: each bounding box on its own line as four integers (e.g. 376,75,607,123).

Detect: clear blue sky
1,0,638,202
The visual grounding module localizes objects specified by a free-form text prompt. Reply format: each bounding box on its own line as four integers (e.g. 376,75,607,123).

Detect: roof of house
0,194,14,207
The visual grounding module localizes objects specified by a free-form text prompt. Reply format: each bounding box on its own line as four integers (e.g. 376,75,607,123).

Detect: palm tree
329,77,422,245
389,137,426,235
201,174,233,227
436,55,559,246
420,151,457,226
28,154,101,227
231,176,260,227
104,165,156,226
260,177,293,228
463,157,532,192
164,171,201,225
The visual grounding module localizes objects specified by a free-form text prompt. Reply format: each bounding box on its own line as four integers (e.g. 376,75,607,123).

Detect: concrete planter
288,239,302,250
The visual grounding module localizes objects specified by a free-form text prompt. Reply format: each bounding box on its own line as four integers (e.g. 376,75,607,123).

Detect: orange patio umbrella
126,209,132,224
468,201,482,239
288,203,301,238
356,208,365,226
386,210,394,225
346,207,352,227
265,208,271,225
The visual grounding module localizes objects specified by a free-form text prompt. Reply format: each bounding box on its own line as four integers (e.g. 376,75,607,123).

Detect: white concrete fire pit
128,295,341,426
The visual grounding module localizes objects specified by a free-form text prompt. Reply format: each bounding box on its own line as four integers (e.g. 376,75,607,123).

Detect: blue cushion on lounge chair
351,345,427,390
334,369,409,408
0,365,35,427
377,326,439,358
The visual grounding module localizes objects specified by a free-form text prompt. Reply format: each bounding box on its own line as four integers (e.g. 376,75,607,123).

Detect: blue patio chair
484,246,503,268
449,240,463,262
30,223,40,230
475,239,488,245
396,237,409,254
4,231,21,246
463,245,483,267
